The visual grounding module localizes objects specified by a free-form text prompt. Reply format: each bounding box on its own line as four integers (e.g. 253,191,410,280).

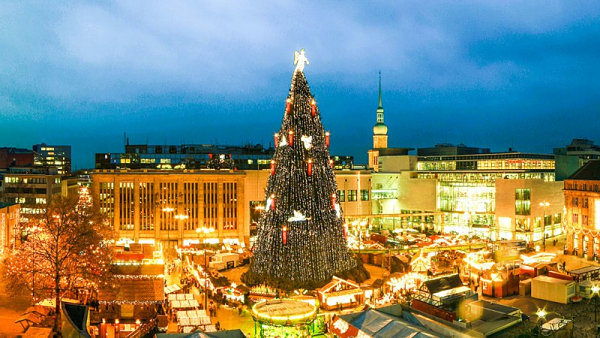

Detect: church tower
368,72,388,170
372,72,388,149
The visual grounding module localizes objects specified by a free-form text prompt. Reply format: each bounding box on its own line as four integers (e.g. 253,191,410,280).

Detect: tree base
241,256,370,291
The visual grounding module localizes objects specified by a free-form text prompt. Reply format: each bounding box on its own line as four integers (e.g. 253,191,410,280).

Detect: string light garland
242,55,360,291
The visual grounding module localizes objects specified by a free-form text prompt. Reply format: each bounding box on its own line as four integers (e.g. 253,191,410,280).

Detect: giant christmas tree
242,50,368,290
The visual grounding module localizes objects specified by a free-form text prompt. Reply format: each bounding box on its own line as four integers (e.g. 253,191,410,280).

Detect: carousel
251,299,318,338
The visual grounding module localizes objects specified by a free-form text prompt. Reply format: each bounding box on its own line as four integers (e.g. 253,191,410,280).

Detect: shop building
564,160,600,258
91,168,371,247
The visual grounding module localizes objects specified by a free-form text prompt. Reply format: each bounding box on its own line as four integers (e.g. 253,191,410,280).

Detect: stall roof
567,265,600,275
112,263,164,276
533,275,576,285
337,308,437,337
98,279,164,303
421,274,463,295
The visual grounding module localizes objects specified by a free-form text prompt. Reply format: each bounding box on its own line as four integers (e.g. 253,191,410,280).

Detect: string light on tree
242,49,366,290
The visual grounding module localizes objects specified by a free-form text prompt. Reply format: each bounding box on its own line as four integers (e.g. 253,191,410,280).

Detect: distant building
554,139,600,181
0,147,34,169
564,160,600,258
0,202,20,255
416,143,490,156
96,143,275,171
1,171,77,221
33,143,72,175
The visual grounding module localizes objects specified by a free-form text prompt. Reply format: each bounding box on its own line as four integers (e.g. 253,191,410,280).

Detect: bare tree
4,189,113,335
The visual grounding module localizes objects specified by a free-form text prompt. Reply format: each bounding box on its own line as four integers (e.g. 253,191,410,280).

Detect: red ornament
285,98,292,114
270,194,275,210
288,130,294,147
208,153,213,159
282,225,288,245
274,133,279,148
331,193,336,210
311,99,316,116
307,158,313,176
270,160,276,175
325,131,330,148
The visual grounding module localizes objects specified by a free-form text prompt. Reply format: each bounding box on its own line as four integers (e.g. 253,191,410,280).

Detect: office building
33,143,72,175
554,139,600,181
0,203,20,255
1,171,77,221
564,160,600,258
91,168,370,247
96,143,275,171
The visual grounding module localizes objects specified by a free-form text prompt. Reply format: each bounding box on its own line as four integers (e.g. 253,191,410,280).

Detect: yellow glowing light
536,309,547,319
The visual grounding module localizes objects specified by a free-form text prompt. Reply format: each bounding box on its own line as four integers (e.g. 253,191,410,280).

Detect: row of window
573,213,589,226
566,182,600,192
336,189,369,202
572,197,590,208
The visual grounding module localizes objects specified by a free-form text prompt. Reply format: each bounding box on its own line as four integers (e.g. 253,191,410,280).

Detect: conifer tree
242,50,368,290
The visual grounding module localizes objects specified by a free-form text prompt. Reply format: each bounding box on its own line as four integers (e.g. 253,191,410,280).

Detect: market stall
317,276,364,311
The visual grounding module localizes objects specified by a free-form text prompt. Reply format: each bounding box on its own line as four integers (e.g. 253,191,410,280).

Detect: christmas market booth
317,276,364,311
480,263,520,298
98,279,164,321
251,299,319,337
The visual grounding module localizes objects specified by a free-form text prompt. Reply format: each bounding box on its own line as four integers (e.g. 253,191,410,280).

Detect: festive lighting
286,98,292,114
241,57,356,290
274,133,279,147
301,135,313,150
325,131,330,147
270,160,276,176
311,99,316,116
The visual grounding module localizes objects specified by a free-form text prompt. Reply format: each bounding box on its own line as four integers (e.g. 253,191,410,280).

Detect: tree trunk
54,273,61,336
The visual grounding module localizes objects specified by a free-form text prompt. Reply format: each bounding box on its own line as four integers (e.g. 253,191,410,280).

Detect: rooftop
568,160,600,180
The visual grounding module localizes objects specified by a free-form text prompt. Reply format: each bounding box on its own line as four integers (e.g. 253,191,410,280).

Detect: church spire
378,71,383,110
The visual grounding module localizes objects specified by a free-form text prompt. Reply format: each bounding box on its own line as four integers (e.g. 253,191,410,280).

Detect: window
347,190,357,202
573,213,579,224
360,190,369,201
515,189,531,215
337,190,345,202
554,213,561,224
583,198,589,208
573,197,579,207
583,215,589,226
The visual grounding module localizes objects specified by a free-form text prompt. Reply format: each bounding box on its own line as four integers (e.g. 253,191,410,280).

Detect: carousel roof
252,299,316,325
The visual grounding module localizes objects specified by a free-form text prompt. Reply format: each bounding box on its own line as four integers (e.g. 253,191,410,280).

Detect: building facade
0,171,77,221
369,148,563,241
0,203,20,255
33,143,72,175
91,168,371,247
564,160,600,258
96,143,275,171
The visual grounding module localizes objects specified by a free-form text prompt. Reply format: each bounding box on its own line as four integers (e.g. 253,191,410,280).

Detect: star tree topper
294,49,309,73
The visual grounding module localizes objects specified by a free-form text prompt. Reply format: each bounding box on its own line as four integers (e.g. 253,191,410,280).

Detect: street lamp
592,285,600,323
539,202,550,252
196,226,215,311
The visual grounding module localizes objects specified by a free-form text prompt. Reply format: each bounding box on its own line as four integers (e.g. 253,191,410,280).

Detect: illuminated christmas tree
242,50,368,290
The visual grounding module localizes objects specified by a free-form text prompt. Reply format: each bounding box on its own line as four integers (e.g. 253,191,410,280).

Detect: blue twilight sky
1,1,600,170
